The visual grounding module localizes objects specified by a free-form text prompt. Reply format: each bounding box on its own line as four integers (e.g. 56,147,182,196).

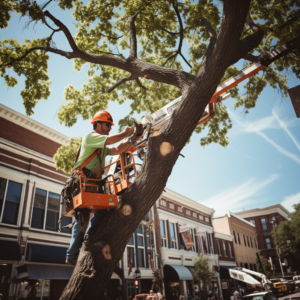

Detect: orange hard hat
91,110,114,125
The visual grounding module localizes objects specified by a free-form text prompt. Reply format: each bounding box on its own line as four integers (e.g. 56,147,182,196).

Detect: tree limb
200,18,217,38
243,53,259,62
135,77,146,89
44,10,79,52
279,9,300,30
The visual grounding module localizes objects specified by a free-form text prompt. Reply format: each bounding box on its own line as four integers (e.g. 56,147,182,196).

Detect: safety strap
72,148,101,173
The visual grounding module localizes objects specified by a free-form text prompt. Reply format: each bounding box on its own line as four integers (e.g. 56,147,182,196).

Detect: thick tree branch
243,53,259,62
200,18,217,38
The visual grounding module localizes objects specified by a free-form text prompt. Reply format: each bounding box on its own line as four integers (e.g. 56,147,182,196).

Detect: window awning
0,240,21,261
16,264,74,280
27,243,68,264
164,264,193,280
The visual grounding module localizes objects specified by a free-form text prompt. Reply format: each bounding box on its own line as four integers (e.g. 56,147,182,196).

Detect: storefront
163,264,194,299
220,266,237,300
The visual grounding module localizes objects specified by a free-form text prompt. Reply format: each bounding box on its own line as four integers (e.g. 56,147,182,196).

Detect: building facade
213,211,258,271
235,204,292,276
214,232,237,300
155,189,220,300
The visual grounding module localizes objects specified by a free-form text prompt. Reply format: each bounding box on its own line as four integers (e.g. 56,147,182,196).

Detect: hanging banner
195,231,205,254
179,226,194,250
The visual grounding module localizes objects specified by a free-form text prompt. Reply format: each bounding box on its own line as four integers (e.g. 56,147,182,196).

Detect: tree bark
60,1,252,299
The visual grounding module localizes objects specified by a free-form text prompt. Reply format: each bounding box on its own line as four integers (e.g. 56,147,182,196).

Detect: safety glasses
103,122,112,128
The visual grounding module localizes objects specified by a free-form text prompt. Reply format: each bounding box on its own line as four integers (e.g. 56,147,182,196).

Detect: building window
233,231,237,244
0,178,23,225
240,262,243,268
136,225,145,268
170,223,177,249
193,212,197,218
260,218,269,230
160,220,167,247
127,235,135,267
250,237,253,248
31,188,71,233
160,200,166,207
144,209,152,221
178,207,183,213
249,263,253,270
247,236,250,247
265,237,273,249
205,217,210,223
244,263,249,269
199,215,203,220
223,241,228,257
169,203,174,209
249,219,256,226
253,264,257,271
217,240,222,256
237,232,241,245
243,234,247,246
186,210,191,216
229,242,233,258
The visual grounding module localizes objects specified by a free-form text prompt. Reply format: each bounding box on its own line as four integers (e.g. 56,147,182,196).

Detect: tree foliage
272,202,300,259
1,0,300,168
256,252,271,277
192,254,215,285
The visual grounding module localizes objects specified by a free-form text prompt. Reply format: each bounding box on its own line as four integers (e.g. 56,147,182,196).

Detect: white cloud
201,174,279,217
228,109,300,165
281,192,300,212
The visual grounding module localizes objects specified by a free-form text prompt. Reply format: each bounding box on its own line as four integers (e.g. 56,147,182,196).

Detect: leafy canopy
192,253,215,285
256,252,271,277
1,0,300,163
272,202,300,259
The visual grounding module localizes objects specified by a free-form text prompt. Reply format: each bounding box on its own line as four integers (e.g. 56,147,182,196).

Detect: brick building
213,211,258,270
155,189,220,300
235,204,292,276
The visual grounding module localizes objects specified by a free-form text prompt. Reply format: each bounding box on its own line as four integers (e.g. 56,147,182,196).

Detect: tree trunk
60,1,251,299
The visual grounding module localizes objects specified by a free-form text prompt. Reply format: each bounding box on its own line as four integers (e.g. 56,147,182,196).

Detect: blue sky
1,5,300,217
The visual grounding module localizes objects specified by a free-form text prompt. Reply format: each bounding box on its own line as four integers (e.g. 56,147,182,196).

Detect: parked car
269,279,288,296
284,297,300,300
279,278,296,293
293,276,300,288
242,291,277,300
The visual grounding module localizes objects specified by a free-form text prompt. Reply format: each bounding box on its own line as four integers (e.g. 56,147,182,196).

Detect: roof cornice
214,232,234,241
162,188,215,216
226,211,255,227
0,104,69,145
234,204,290,220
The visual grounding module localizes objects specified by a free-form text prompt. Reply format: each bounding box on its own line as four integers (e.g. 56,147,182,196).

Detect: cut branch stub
160,142,174,156
151,131,161,137
102,245,112,260
122,205,132,216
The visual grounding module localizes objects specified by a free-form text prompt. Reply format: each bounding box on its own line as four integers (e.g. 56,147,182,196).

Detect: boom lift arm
229,267,272,292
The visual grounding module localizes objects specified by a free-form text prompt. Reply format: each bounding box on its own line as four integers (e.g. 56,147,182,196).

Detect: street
278,291,300,300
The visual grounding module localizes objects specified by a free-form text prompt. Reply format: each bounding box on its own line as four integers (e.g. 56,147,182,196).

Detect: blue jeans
66,210,108,259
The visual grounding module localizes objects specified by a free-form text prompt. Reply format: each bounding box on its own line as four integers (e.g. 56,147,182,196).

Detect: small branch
90,74,135,105
41,0,53,11
179,53,192,68
172,2,184,55
135,77,146,89
44,10,79,52
246,13,260,32
200,18,217,38
279,9,300,30
127,6,149,59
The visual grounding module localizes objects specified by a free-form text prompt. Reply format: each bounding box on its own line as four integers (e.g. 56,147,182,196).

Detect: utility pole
277,246,285,278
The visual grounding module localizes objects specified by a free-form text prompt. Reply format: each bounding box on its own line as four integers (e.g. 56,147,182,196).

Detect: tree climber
66,110,143,265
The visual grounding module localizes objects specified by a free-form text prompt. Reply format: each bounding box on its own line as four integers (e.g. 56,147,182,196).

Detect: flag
179,226,194,250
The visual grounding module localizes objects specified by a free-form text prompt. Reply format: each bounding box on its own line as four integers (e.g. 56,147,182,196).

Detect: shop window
247,236,250,247
264,237,273,249
217,240,222,256
223,241,227,257
34,280,50,300
229,243,233,258
127,235,135,268
31,188,71,233
233,231,237,244
260,218,269,230
0,178,23,225
243,234,247,246
237,232,241,245
250,237,253,248
160,220,167,247
170,222,177,249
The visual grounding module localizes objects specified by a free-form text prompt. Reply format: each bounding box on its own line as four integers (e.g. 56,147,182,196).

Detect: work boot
65,257,77,266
